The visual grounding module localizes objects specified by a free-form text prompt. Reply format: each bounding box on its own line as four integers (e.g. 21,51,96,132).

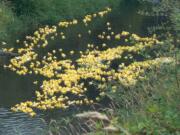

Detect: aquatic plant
4,7,173,116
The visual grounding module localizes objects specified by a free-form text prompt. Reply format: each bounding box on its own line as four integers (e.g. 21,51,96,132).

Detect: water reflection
0,66,36,107
0,108,47,135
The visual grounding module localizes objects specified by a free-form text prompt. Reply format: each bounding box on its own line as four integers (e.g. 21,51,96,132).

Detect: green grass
46,51,180,135
110,56,180,135
83,56,179,135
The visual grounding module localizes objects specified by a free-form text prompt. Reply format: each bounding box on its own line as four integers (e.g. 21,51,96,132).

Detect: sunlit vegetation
2,7,174,117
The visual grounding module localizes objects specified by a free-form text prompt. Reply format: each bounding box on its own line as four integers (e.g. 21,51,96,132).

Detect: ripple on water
0,108,48,135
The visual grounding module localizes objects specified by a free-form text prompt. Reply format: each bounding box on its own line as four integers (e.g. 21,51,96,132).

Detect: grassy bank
46,50,180,135
108,54,180,134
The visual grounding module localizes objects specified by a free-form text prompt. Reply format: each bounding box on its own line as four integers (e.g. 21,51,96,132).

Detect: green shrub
0,2,15,46
10,0,121,22
0,0,122,48
0,1,30,48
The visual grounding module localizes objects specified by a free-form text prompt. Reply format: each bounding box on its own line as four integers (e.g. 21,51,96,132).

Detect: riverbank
46,50,180,135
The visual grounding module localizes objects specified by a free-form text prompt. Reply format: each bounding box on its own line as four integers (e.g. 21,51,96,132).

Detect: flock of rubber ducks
2,7,172,116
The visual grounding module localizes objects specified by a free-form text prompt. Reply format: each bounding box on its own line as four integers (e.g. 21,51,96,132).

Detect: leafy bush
0,1,17,47
10,0,121,17
0,0,122,48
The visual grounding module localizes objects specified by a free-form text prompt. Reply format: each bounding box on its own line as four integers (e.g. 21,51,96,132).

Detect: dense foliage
0,0,122,47
138,0,180,38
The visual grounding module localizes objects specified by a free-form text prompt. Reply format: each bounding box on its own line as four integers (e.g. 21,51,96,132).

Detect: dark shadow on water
0,66,37,107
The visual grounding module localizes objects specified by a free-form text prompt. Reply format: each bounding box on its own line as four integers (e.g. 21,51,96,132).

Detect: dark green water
0,1,156,134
